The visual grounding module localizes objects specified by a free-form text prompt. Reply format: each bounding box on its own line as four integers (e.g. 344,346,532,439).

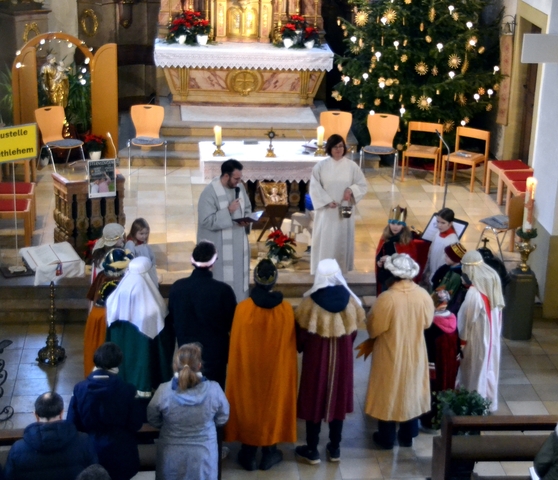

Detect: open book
22,242,82,270
233,211,264,223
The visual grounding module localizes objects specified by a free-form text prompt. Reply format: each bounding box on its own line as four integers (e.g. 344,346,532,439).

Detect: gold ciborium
515,238,537,272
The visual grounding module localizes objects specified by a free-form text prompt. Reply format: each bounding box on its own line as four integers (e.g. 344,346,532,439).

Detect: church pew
431,414,558,480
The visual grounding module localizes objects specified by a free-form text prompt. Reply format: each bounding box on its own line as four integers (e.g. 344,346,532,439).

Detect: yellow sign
0,123,38,164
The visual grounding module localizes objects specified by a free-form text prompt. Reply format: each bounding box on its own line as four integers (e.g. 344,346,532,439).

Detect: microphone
235,186,240,199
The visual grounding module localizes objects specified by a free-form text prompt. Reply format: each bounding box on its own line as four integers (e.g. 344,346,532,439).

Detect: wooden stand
52,171,126,257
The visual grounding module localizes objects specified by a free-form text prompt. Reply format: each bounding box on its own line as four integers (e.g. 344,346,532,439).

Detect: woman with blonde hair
147,343,229,480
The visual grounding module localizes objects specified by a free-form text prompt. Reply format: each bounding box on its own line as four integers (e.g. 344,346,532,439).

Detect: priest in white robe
456,250,505,411
310,134,367,274
197,159,251,301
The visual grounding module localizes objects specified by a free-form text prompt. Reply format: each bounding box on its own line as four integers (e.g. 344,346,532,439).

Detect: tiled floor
0,157,553,479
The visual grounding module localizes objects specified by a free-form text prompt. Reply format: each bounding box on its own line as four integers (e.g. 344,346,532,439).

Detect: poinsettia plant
83,133,105,153
193,18,211,35
278,15,320,47
266,229,297,262
281,23,297,40
167,10,209,43
304,26,319,42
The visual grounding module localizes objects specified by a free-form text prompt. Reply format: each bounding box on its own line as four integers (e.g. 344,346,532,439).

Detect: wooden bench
0,199,33,246
500,170,532,214
431,415,558,480
0,182,36,228
485,160,532,202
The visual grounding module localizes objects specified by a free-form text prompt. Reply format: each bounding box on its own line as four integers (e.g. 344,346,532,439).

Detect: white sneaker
221,446,230,460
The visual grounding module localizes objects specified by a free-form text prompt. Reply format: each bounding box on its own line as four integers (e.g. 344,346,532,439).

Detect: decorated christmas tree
333,0,503,147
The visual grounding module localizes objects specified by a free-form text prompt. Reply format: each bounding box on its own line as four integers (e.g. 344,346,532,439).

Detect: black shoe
326,442,340,462
295,445,321,465
397,436,413,447
259,446,283,470
237,447,258,471
372,431,394,450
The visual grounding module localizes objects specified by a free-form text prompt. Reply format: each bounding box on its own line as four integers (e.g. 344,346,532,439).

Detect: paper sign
0,124,38,163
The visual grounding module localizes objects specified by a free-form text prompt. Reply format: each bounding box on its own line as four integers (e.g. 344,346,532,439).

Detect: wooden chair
34,106,86,173
485,159,532,197
361,113,399,176
401,121,443,184
319,111,352,143
477,193,524,260
128,105,168,175
0,182,36,229
440,126,490,192
0,199,33,246
257,181,289,241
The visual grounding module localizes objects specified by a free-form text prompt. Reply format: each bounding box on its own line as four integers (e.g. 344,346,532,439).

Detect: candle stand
502,237,538,341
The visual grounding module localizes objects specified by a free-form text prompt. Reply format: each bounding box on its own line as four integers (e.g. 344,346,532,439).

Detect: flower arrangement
280,23,298,40
193,18,211,35
167,10,209,44
278,15,319,48
266,229,297,264
304,26,320,42
83,133,105,153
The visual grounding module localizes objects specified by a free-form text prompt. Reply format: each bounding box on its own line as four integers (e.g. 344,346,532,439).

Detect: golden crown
389,205,407,223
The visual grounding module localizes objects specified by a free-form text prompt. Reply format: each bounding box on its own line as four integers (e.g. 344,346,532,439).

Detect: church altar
199,140,326,182
155,41,333,105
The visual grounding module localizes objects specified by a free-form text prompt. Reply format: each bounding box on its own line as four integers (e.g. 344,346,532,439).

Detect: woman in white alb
456,250,505,411
309,134,367,274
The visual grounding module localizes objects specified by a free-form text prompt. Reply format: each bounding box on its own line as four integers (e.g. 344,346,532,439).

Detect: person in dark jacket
76,464,112,480
4,392,97,480
68,342,143,480
167,240,237,389
534,424,558,480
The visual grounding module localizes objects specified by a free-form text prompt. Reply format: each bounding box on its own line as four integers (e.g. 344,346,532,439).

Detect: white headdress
461,250,505,310
384,253,420,280
304,258,361,306
106,257,168,339
92,223,125,253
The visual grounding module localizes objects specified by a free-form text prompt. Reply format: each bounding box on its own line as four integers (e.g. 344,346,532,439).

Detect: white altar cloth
154,40,334,71
199,141,327,182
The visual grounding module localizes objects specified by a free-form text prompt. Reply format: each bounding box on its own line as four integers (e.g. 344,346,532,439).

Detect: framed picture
421,214,468,242
88,159,116,198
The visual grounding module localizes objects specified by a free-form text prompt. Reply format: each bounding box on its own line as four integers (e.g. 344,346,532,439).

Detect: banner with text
0,124,38,164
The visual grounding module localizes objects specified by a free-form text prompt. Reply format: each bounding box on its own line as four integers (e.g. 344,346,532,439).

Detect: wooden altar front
52,171,126,257
154,41,333,105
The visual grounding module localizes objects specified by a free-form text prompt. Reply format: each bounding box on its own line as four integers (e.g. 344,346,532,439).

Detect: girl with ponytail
147,343,229,479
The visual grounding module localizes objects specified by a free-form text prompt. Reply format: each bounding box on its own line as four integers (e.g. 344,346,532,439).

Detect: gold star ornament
448,54,461,69
384,8,397,24
415,62,428,75
355,11,369,26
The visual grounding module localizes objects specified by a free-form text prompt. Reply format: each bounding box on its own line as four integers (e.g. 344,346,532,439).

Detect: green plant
433,387,491,430
0,65,13,126
516,227,538,240
65,62,91,134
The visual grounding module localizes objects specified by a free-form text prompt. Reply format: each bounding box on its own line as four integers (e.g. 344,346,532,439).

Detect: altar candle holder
266,128,277,158
315,125,325,156
213,125,225,156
